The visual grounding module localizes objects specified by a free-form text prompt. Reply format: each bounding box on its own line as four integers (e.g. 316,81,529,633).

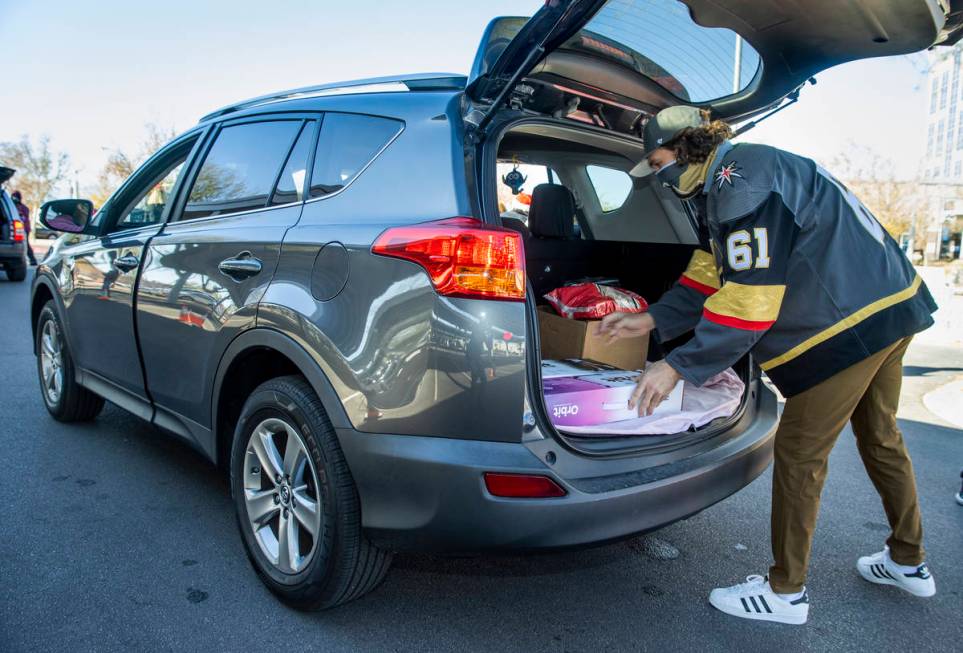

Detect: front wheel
230,375,392,610
36,301,104,421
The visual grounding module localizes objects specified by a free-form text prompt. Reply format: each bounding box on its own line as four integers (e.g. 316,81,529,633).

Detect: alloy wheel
40,320,64,406
243,417,323,574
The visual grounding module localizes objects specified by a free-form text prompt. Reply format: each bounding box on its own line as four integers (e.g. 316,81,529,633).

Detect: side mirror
40,199,94,234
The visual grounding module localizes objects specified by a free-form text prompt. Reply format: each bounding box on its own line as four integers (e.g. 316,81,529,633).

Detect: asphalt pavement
1,269,961,653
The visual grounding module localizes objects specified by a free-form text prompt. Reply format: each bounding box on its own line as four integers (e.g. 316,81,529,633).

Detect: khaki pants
768,336,925,593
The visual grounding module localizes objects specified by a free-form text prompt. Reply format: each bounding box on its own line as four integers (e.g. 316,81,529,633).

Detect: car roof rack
198,73,467,123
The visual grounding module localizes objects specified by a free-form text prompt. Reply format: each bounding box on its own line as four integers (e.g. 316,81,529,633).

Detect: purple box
543,370,683,427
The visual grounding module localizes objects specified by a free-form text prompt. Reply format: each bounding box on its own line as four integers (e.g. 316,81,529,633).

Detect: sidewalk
913,266,963,429
923,379,963,429
915,265,963,349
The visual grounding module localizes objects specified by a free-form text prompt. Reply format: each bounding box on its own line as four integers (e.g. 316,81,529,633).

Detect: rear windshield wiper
732,78,816,138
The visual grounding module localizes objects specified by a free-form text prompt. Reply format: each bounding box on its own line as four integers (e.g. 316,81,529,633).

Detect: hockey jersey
647,142,936,397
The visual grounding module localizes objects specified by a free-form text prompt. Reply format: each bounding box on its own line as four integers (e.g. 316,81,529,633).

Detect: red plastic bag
544,283,648,320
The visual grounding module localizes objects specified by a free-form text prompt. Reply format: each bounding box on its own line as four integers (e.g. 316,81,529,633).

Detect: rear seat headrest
500,216,531,240
528,184,577,240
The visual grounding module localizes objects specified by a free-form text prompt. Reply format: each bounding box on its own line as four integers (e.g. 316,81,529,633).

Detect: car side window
182,120,303,221
309,113,402,199
111,137,198,232
496,162,560,221
0,193,11,222
586,165,632,212
271,121,314,206
115,161,187,230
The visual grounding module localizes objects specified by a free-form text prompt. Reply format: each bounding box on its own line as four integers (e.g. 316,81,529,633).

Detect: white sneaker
857,548,935,597
708,575,809,625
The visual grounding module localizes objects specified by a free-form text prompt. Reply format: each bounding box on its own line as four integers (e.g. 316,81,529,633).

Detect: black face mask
655,160,686,190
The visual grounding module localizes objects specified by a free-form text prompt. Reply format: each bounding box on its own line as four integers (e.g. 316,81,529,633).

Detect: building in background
922,46,963,262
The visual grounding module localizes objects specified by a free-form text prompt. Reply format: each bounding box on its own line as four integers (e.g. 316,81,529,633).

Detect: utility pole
732,35,743,94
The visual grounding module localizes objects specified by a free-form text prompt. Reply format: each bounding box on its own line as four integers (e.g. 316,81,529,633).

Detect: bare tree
92,123,179,205
829,143,925,246
0,135,71,212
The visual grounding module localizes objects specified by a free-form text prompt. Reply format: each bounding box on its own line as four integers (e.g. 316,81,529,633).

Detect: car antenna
732,77,816,138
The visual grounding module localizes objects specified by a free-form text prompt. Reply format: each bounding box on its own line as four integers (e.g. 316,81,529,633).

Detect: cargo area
491,120,749,450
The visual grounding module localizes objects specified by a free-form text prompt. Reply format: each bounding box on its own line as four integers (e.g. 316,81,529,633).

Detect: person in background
599,106,937,625
10,191,37,265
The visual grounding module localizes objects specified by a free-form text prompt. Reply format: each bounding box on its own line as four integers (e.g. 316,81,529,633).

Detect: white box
543,366,684,427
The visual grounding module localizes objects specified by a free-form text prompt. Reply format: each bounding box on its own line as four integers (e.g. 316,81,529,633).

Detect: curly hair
667,118,734,166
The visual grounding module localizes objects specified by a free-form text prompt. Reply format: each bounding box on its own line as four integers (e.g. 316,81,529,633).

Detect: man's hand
596,311,655,343
629,360,682,417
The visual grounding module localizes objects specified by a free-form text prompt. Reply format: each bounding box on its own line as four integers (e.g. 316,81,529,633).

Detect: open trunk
0,171,15,242
467,1,953,141
488,118,750,454
466,0,959,454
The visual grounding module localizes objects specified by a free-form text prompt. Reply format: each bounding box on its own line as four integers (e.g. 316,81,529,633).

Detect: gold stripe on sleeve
703,281,786,323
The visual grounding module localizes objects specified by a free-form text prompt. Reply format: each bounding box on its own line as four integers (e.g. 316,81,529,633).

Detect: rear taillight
484,473,567,498
12,219,24,242
372,217,525,301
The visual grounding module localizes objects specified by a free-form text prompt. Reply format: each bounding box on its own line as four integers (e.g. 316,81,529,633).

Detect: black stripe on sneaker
872,564,884,579
749,596,760,613
881,567,897,581
758,596,772,613
740,597,750,612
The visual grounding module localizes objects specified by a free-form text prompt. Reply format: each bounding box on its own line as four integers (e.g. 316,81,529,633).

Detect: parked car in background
32,221,59,240
29,0,958,611
0,166,28,281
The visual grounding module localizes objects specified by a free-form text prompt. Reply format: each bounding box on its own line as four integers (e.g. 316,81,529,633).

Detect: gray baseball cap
630,105,706,177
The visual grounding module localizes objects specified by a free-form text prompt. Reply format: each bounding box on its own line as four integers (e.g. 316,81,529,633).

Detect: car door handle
114,254,140,272
218,252,262,280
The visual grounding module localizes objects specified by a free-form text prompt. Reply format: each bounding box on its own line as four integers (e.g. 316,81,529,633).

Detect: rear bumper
0,242,27,264
338,384,778,553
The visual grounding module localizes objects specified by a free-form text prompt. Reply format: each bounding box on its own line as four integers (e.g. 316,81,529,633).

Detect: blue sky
0,0,930,190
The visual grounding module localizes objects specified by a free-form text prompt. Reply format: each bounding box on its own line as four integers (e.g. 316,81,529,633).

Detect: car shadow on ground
902,365,963,377
90,401,660,579
16,389,961,652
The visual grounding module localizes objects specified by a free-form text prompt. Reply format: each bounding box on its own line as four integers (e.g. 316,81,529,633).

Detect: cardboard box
540,358,621,379
537,305,648,371
543,368,684,427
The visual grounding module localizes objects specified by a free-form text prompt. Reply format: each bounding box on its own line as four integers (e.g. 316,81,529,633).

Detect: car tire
36,301,105,422
230,375,392,610
6,264,26,282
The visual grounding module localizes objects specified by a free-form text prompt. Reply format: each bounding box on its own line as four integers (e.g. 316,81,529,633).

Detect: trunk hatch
468,0,953,136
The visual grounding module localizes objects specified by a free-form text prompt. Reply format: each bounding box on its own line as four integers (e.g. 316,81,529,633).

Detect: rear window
566,0,762,102
586,165,632,212
309,113,402,199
